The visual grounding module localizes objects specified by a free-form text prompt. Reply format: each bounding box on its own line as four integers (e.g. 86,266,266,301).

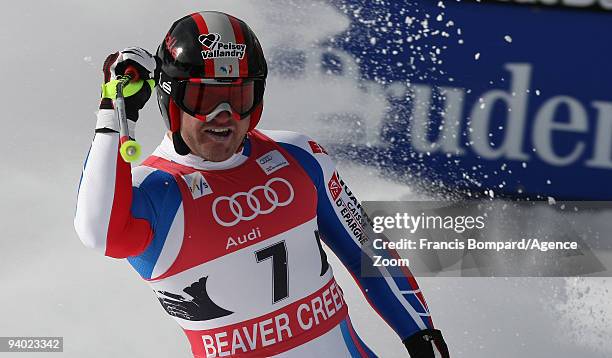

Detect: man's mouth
204,127,233,138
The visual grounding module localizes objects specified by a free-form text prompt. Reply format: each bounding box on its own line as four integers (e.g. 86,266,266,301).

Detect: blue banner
321,0,612,200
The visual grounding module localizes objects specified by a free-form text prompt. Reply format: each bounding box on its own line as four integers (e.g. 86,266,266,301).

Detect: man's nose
208,110,233,125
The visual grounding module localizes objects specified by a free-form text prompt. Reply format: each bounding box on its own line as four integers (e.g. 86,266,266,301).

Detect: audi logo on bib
212,178,295,227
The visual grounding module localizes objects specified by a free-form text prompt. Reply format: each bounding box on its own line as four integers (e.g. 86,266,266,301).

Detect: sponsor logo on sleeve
327,172,342,201
308,140,328,155
182,171,213,200
329,172,369,245
256,150,289,175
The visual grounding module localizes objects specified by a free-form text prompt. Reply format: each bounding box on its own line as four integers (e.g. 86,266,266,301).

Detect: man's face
180,110,251,162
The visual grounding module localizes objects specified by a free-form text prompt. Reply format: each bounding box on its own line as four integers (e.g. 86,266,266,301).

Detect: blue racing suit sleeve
276,131,434,342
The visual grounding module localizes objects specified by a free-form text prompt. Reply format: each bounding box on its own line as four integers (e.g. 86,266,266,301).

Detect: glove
403,329,450,358
95,47,158,137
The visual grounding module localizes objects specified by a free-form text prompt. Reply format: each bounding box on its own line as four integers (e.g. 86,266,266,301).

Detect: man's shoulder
131,164,178,191
257,129,334,181
258,129,328,156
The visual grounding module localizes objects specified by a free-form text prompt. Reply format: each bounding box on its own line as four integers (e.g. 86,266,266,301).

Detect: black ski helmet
156,11,268,155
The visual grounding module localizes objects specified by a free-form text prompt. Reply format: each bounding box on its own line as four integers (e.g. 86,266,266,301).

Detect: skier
74,11,450,358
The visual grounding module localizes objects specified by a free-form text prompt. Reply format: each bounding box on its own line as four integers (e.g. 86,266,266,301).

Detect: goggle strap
188,78,245,85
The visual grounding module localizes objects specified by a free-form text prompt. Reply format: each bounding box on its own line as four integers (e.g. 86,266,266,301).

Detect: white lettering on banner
470,64,531,161
197,280,346,357
322,289,335,316
297,304,313,330
402,62,612,168
215,332,229,356
586,102,612,169
533,96,587,166
410,85,465,155
275,314,292,343
260,318,275,347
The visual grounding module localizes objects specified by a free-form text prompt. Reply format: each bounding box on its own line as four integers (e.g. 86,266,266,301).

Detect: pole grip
114,66,142,162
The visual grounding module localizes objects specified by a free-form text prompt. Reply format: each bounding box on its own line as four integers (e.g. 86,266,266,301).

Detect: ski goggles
159,72,265,120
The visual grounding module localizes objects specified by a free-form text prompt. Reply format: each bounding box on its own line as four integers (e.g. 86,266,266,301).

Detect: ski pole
115,66,142,163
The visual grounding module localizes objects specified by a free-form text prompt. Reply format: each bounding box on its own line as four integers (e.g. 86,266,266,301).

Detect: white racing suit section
74,128,436,357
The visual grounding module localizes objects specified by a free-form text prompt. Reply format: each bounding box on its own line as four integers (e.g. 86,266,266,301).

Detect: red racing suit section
74,132,156,258
74,128,435,357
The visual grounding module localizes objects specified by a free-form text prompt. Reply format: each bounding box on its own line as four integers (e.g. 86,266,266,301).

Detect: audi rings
212,177,295,227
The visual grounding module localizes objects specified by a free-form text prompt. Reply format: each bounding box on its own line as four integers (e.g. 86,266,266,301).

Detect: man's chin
196,143,237,162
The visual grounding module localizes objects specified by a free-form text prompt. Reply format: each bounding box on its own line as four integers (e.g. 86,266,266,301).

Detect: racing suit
74,129,438,357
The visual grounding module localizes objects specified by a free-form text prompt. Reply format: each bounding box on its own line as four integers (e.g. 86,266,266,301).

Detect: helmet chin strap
172,130,192,156
169,98,192,156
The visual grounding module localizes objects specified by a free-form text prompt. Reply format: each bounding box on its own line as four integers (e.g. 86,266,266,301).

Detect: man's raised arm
74,48,163,258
